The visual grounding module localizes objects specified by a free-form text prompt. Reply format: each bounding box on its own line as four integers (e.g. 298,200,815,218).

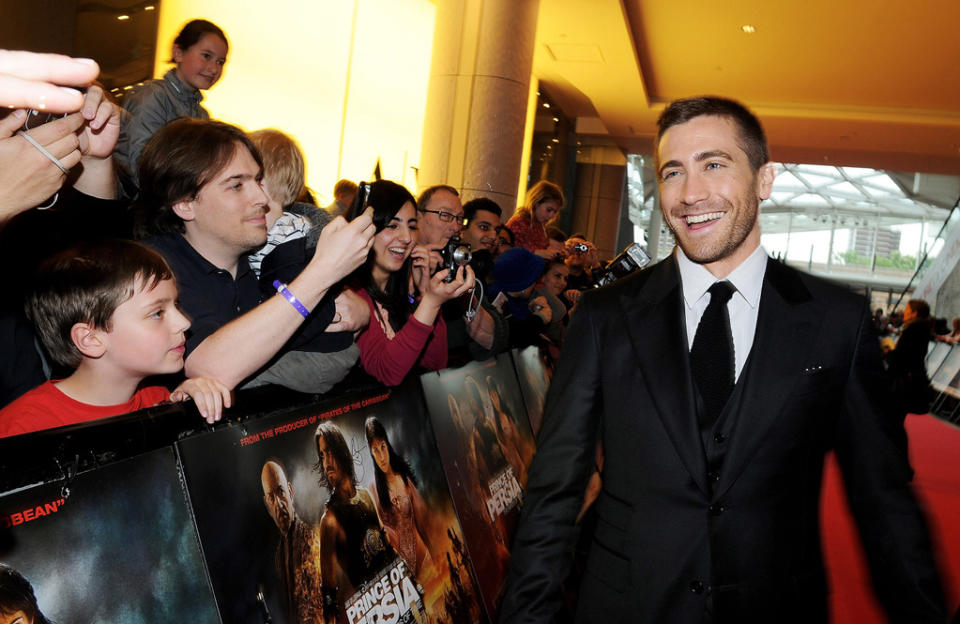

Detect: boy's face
97,278,191,379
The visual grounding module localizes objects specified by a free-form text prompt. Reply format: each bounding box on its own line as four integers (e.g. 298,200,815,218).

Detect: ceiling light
144,5,155,9
552,117,559,123
551,138,559,143
741,24,756,34
118,14,130,20
542,102,550,109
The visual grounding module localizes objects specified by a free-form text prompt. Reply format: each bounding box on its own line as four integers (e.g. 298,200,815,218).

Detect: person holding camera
0,50,127,408
563,234,601,293
416,185,509,365
350,180,475,386
507,180,567,260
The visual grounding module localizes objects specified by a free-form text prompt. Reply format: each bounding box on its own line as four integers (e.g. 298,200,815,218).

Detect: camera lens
452,245,472,265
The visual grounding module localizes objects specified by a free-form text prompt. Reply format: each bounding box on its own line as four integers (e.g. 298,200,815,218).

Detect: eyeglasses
420,208,464,224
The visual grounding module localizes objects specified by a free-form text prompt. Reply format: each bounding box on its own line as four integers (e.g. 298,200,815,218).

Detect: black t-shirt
143,233,262,357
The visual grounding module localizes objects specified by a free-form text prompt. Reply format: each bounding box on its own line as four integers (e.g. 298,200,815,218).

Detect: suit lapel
715,259,821,497
621,257,709,495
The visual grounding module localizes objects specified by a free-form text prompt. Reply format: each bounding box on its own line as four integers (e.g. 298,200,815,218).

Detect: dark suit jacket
499,255,945,624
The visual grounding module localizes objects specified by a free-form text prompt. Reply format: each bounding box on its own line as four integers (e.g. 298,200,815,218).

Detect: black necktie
691,281,736,427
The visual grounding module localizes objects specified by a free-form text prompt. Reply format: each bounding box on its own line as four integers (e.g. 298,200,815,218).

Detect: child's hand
170,377,233,424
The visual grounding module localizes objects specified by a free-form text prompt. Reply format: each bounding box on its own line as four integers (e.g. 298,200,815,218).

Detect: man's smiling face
657,115,775,277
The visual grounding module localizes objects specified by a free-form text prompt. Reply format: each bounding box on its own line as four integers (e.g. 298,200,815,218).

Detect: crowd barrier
0,347,554,624
926,341,960,423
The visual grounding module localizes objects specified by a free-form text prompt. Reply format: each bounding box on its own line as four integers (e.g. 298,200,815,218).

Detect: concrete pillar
418,0,539,213
570,146,626,260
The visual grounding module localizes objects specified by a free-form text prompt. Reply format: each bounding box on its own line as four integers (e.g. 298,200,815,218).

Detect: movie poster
511,346,553,435
419,354,537,621
0,447,218,622
177,384,484,624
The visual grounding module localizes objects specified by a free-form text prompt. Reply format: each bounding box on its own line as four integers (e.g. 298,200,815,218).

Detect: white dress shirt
676,244,769,381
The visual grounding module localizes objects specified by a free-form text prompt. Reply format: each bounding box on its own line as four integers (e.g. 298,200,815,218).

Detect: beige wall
155,0,435,204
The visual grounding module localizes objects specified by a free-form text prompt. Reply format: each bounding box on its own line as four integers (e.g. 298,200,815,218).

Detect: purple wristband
273,280,310,318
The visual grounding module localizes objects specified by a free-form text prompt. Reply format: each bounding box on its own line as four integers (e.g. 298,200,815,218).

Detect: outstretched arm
835,304,946,623
498,291,603,623
185,210,375,388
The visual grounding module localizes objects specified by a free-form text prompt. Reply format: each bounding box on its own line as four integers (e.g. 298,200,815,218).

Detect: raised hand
0,50,100,112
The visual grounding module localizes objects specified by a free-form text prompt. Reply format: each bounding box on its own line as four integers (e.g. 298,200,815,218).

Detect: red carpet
822,414,960,622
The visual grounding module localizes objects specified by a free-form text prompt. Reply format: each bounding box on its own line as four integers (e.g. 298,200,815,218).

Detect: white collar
676,244,768,310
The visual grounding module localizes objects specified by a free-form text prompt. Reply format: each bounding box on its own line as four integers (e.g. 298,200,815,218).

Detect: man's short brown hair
136,118,264,237
655,96,769,172
26,240,173,369
907,299,931,319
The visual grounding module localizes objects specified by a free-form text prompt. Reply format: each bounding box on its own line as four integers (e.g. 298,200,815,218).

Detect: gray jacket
115,69,209,184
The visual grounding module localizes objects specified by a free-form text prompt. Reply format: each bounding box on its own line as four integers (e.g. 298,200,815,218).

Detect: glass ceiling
624,156,958,298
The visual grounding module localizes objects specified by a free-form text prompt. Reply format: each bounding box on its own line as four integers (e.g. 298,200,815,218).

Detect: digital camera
439,236,472,282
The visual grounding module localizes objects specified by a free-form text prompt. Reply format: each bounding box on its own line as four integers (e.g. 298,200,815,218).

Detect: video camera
594,242,651,287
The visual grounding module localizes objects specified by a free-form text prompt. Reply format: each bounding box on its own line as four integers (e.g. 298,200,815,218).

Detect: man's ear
70,322,106,359
756,162,777,201
172,199,196,222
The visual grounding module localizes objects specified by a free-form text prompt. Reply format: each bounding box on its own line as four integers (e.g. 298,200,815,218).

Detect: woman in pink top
506,180,566,260
351,181,475,386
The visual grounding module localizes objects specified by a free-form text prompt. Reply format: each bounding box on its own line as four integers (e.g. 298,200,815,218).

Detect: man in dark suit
499,96,946,623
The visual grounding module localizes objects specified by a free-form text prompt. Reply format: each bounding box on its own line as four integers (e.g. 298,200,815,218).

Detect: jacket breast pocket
791,365,837,400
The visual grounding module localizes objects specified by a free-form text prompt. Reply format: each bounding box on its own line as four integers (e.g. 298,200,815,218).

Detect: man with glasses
416,185,508,364
417,184,465,247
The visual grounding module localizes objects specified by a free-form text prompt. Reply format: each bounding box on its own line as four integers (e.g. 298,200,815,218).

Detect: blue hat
492,247,545,293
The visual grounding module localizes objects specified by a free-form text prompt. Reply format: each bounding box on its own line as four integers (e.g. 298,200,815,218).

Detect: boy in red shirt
0,240,231,437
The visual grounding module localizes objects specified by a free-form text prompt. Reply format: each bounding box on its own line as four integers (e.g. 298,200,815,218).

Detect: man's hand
0,50,99,112
326,289,371,333
0,111,83,220
170,376,233,424
310,207,376,282
529,295,553,324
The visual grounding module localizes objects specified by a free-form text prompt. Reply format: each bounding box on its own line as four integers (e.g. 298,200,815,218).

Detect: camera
345,181,371,221
572,242,589,253
439,236,472,282
594,243,651,287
